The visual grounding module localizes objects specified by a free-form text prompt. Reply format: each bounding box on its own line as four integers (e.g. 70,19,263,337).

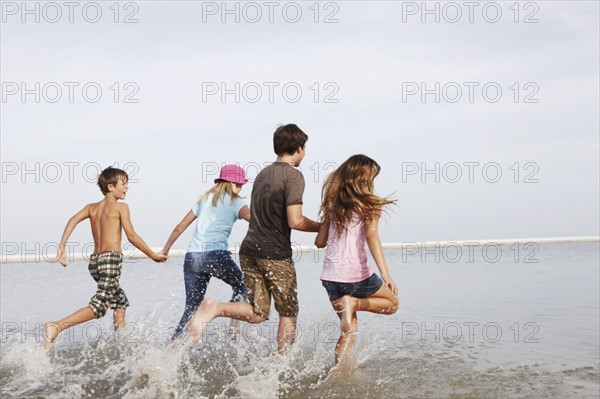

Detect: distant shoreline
1,236,598,264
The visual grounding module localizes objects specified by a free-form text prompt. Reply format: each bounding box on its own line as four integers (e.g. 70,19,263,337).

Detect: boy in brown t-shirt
189,124,320,354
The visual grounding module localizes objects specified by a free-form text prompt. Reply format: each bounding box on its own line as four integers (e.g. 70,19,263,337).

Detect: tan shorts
240,254,299,319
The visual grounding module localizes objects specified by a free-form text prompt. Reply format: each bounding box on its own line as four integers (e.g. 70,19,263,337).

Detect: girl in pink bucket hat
161,164,250,340
214,164,248,185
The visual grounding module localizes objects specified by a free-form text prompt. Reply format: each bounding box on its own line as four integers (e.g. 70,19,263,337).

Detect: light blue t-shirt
187,193,246,253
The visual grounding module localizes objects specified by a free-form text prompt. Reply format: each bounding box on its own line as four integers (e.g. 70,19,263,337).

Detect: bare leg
277,316,297,356
189,299,264,342
113,308,126,340
43,307,96,354
334,312,358,364
333,296,355,334
330,285,399,364
335,285,399,332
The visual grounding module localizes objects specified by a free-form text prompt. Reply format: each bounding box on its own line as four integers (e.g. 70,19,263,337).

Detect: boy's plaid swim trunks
88,251,129,318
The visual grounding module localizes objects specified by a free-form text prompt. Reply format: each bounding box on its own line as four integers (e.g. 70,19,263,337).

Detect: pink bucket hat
214,164,248,185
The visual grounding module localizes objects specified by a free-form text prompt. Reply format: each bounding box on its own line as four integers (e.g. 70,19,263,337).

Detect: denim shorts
321,273,383,302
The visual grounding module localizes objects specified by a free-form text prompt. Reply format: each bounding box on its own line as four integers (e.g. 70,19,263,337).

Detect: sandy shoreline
1,236,598,264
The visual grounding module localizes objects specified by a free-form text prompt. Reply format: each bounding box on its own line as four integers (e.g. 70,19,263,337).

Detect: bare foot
339,296,357,334
189,299,220,342
42,322,59,355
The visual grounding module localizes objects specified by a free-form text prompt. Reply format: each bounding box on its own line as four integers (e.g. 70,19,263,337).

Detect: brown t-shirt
240,162,305,260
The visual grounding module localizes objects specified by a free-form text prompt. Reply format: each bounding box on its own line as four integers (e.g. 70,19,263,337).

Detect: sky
1,1,599,260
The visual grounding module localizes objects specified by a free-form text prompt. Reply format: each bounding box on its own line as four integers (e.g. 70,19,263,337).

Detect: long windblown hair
198,181,242,207
320,154,396,237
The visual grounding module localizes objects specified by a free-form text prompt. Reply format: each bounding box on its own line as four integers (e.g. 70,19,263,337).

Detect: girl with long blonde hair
161,164,251,339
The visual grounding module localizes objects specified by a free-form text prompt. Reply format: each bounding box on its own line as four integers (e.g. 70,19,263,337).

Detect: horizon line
1,236,598,264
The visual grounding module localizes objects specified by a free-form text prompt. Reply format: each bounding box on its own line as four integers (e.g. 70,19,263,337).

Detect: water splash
1,315,598,398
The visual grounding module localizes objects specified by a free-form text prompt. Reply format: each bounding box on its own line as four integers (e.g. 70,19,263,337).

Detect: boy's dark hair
273,124,308,155
97,167,128,195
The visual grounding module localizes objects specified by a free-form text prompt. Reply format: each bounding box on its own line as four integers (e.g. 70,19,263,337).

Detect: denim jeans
172,250,248,339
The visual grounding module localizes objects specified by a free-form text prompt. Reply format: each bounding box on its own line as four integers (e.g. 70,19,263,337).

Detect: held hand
160,248,169,256
57,247,68,267
382,275,398,296
153,252,168,263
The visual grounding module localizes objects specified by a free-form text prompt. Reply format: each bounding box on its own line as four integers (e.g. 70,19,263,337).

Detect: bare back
89,199,124,254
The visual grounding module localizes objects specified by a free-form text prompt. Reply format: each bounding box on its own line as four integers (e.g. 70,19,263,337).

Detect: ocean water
1,241,599,398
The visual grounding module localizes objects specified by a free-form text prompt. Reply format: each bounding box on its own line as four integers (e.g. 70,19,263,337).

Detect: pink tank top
321,212,375,283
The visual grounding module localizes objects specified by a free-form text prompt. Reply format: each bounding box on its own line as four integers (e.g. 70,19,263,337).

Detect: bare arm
365,215,398,295
238,205,251,222
287,204,320,232
161,210,197,255
57,205,91,267
120,203,167,262
314,215,330,248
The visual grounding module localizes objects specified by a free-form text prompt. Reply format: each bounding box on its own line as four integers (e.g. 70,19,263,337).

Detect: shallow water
1,242,599,398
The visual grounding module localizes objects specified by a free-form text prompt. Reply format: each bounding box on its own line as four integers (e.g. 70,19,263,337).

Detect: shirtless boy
43,166,167,353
